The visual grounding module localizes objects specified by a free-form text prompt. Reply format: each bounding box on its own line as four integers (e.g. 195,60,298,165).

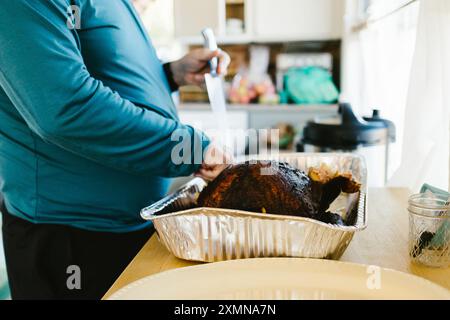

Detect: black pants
1,201,153,300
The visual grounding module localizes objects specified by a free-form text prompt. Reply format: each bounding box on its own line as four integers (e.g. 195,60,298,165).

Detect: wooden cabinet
252,0,344,41
174,0,345,43
174,0,225,38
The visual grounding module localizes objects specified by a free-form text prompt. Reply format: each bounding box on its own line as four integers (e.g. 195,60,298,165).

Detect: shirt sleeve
0,0,210,177
163,63,180,92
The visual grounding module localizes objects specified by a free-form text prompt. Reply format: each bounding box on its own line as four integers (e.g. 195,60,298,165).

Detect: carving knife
201,28,228,129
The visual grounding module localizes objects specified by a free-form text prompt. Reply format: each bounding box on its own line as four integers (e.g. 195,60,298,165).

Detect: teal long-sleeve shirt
0,0,210,232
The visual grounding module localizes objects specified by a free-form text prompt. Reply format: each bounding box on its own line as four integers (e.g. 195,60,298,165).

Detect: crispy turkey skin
197,161,361,225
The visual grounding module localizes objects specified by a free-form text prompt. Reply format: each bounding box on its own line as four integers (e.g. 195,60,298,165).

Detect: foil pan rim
143,193,367,232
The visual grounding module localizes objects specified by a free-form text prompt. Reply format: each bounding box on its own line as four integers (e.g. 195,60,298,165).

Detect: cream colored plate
109,258,450,300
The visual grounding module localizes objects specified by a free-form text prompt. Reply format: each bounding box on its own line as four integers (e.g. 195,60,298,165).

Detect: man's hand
194,143,234,181
170,48,231,87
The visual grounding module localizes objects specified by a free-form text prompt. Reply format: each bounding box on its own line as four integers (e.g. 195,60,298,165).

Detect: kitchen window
132,0,182,61
343,0,420,182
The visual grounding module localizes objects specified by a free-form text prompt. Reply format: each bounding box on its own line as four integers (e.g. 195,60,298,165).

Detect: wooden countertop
103,188,450,299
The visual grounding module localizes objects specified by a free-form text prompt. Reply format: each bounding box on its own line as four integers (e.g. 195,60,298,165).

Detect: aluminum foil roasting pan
141,153,368,262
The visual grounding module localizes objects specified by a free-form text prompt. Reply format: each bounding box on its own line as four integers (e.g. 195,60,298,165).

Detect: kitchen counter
178,103,338,113
103,188,450,299
177,103,338,145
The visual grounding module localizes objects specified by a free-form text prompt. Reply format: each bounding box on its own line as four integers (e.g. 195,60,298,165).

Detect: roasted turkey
197,161,361,225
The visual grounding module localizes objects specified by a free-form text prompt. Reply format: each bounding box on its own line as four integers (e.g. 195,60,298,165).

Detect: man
0,0,230,299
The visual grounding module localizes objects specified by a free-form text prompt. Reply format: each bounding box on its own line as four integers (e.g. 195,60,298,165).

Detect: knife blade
204,73,227,116
201,28,228,126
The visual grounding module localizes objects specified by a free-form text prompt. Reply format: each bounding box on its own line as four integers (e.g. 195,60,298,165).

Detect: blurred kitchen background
132,0,449,192
0,0,448,300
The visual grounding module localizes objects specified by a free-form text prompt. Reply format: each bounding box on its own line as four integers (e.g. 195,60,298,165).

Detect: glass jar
408,193,450,268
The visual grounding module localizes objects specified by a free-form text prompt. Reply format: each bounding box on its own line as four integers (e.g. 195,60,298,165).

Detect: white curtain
343,0,450,191
390,0,450,191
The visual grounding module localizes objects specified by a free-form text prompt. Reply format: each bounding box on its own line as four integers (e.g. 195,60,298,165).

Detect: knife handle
201,28,219,76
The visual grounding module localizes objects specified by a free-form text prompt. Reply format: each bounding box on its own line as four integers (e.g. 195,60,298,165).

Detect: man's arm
0,0,209,177
165,49,231,89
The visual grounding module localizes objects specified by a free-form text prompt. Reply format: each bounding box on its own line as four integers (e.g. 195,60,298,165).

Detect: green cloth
0,0,210,232
285,67,339,104
420,184,450,248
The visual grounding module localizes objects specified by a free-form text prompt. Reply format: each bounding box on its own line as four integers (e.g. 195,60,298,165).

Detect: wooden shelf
180,34,252,46
179,34,342,46
226,0,245,4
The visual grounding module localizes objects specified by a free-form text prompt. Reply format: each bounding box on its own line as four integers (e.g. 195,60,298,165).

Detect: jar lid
408,193,450,218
